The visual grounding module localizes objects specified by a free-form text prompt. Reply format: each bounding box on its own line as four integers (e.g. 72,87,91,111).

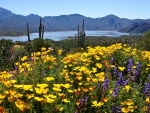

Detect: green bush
138,30,150,51
0,39,13,70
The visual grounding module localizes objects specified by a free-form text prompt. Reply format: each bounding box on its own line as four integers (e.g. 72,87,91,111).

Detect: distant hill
119,22,150,33
0,7,15,21
0,7,150,36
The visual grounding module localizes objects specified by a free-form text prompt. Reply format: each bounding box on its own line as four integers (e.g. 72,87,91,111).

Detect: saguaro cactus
42,26,44,40
80,19,85,48
76,25,80,47
76,19,86,48
27,22,30,42
75,34,76,43
39,18,44,39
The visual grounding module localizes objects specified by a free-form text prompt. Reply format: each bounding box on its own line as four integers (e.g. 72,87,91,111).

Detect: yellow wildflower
118,66,125,71
95,63,102,68
61,84,71,89
0,94,6,99
124,85,131,92
34,97,45,102
37,84,48,89
58,49,62,55
146,97,150,103
92,101,104,107
41,47,46,51
26,94,34,99
15,99,26,111
45,77,54,81
62,99,70,103
53,87,62,92
21,56,27,62
23,85,33,91
46,98,55,103
67,90,73,93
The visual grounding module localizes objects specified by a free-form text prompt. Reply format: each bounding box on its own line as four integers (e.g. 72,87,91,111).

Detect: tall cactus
78,19,85,48
39,18,43,39
78,25,79,40
81,19,85,48
42,26,44,40
75,34,76,43
77,25,80,47
27,22,30,42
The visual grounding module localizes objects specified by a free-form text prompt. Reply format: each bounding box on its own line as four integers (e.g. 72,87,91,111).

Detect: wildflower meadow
0,43,150,113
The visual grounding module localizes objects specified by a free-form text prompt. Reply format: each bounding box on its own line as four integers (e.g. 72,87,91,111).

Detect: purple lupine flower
103,77,109,91
136,62,141,71
78,96,88,109
9,71,15,80
127,58,133,73
110,57,114,64
31,57,34,61
15,65,19,71
148,104,150,112
97,84,100,89
42,70,46,78
117,106,122,113
119,72,123,80
148,74,150,80
11,76,15,80
49,46,53,51
84,96,88,102
132,62,141,83
143,83,150,96
115,72,125,87
133,62,141,77
115,79,124,87
112,87,119,97
112,107,117,113
133,70,139,77
112,106,121,113
78,99,84,109
113,67,118,77
122,80,128,85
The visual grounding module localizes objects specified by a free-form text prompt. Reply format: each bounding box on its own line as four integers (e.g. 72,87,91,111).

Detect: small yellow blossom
45,77,54,81
118,66,125,71
21,56,27,62
124,85,131,92
92,101,104,107
41,47,46,51
58,50,63,55
62,99,70,103
61,84,71,89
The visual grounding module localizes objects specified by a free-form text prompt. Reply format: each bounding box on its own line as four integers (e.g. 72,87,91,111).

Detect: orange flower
0,106,5,113
103,60,109,68
82,88,89,92
103,97,108,102
76,101,80,106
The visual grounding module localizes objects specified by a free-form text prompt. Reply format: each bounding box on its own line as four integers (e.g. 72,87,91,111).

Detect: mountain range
0,7,150,36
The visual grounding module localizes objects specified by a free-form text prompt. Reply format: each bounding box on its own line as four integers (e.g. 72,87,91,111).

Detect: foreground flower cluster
0,43,150,113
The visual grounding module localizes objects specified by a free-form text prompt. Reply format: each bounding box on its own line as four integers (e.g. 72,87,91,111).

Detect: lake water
0,30,130,42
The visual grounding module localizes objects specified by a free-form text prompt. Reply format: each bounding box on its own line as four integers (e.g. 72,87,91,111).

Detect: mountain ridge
119,22,150,33
0,7,150,36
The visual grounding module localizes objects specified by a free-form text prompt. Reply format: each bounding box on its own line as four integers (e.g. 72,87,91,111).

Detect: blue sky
0,0,149,19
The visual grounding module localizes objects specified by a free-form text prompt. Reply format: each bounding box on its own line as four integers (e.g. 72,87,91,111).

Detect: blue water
0,30,130,42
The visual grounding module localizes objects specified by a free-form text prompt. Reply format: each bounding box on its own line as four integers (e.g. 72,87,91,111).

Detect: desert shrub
0,39,13,70
137,30,150,51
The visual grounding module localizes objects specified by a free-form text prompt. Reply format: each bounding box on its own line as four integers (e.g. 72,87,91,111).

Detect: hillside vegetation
0,30,150,112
